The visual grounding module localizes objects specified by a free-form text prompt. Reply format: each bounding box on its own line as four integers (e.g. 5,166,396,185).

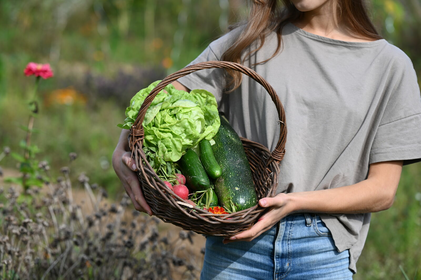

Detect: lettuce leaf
119,81,220,162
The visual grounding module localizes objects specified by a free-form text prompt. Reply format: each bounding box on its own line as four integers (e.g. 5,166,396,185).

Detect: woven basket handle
132,61,287,163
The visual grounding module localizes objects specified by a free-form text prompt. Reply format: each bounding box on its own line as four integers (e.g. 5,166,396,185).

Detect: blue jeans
201,214,353,280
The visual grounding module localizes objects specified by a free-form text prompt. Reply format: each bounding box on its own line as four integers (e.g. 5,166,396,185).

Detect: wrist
285,192,306,214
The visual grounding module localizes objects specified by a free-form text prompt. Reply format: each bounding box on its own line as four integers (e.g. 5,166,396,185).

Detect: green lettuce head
119,81,220,162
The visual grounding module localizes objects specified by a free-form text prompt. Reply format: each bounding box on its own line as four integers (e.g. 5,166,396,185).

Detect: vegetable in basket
181,114,258,213
199,139,222,179
118,80,220,183
178,148,212,191
212,115,257,212
119,80,220,162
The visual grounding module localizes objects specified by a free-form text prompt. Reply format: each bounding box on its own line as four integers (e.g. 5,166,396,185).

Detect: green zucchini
212,115,257,212
178,148,211,192
199,139,222,179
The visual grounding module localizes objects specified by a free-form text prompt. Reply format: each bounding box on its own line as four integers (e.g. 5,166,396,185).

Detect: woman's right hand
112,129,152,215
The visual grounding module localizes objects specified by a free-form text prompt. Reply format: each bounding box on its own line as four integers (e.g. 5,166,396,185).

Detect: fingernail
132,164,137,171
260,199,267,207
229,236,236,240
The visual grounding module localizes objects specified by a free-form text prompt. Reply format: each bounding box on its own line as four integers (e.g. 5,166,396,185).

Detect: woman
113,0,421,278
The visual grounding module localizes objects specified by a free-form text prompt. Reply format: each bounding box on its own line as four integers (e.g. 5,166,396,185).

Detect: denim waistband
282,213,317,226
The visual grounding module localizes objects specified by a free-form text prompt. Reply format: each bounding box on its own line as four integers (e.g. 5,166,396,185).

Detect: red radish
164,181,173,191
173,184,189,200
175,173,186,185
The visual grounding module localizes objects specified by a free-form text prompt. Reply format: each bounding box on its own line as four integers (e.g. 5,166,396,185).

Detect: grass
0,88,123,197
355,163,421,279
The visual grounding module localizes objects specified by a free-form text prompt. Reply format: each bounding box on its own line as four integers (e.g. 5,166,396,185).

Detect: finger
122,152,137,171
259,194,286,208
120,176,143,210
223,219,269,244
114,150,151,214
124,184,144,211
128,177,153,216
119,162,153,215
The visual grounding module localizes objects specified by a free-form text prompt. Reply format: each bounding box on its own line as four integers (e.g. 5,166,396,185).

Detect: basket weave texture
129,61,287,236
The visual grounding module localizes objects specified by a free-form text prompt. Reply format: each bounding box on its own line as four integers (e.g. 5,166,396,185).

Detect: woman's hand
223,193,294,244
112,130,152,215
223,160,403,244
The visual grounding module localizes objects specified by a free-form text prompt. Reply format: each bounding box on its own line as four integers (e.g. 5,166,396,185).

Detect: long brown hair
222,0,382,90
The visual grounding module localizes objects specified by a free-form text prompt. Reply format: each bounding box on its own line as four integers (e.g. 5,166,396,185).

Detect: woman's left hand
223,193,294,244
223,161,403,244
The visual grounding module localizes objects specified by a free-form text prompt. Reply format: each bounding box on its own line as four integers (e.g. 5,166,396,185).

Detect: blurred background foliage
0,0,420,278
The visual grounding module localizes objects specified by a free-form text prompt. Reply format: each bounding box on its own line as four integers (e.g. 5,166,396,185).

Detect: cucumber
212,115,257,212
178,149,211,192
199,139,222,179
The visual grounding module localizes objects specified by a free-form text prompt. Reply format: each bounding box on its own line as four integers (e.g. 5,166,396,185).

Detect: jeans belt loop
304,214,312,227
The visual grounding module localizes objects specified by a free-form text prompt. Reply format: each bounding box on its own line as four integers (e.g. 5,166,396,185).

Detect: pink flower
24,62,54,79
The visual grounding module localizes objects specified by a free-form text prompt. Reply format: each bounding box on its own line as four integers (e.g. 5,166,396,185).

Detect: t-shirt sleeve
177,45,226,104
370,54,421,165
177,26,244,105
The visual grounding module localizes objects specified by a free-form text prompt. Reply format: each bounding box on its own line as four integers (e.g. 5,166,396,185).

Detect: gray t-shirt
177,22,421,272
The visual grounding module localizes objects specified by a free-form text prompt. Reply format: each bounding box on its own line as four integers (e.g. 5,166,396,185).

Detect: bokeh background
0,0,420,278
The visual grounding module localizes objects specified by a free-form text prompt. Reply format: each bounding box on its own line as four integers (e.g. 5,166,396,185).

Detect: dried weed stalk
0,151,203,280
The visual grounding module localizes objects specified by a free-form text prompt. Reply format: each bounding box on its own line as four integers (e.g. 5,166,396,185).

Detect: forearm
289,180,395,214
286,161,403,214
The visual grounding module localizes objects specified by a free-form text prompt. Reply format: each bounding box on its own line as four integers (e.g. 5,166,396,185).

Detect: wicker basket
129,61,287,236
